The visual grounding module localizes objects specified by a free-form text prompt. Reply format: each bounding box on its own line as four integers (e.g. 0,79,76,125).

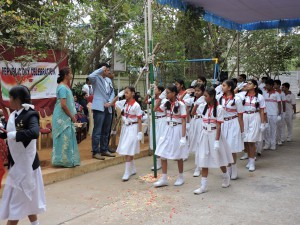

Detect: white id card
169,121,174,126
206,123,212,131
125,119,129,125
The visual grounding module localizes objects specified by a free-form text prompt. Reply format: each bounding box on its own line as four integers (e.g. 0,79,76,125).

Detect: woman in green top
52,67,80,167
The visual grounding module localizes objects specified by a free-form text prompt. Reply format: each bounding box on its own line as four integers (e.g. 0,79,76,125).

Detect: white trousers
265,115,277,148
283,113,293,141
276,116,285,142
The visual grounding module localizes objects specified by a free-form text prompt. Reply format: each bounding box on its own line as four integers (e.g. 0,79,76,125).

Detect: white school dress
184,96,197,139
0,111,46,220
217,94,244,153
149,98,167,149
155,100,189,160
240,92,266,142
195,105,233,168
187,96,205,152
116,100,142,156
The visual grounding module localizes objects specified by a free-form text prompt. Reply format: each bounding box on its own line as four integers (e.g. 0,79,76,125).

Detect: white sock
162,173,167,181
178,173,183,179
125,162,131,171
249,158,255,163
201,177,207,188
131,160,136,168
227,165,232,172
31,221,39,225
223,172,229,177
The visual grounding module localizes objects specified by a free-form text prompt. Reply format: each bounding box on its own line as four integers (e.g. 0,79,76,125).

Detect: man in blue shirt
89,63,115,160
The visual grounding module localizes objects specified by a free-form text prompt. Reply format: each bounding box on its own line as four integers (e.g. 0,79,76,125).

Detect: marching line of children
108,77,296,195
0,79,296,224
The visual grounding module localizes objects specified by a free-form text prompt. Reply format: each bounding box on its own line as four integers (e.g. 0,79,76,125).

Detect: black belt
224,115,238,121
155,115,166,119
244,111,259,114
167,121,182,126
203,126,217,131
124,122,138,126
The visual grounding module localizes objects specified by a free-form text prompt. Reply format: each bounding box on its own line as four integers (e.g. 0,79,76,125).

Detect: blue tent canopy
157,0,300,30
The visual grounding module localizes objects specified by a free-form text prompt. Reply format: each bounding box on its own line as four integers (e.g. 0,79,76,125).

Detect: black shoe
101,151,116,157
108,148,116,153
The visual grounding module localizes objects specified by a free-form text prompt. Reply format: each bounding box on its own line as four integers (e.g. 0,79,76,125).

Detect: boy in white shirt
263,79,282,150
82,77,93,96
281,83,297,142
274,80,286,145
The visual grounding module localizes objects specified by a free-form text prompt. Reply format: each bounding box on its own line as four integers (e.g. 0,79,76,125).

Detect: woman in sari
52,67,80,168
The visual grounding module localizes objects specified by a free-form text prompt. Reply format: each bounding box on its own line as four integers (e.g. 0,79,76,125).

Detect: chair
38,127,51,151
44,107,53,122
38,110,52,150
141,123,148,144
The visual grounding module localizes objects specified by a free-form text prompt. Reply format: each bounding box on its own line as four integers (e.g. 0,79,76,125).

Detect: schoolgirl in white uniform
145,85,167,171
274,80,286,145
194,87,233,195
282,83,297,141
240,79,266,172
153,84,188,187
0,86,46,225
187,84,206,177
217,80,244,180
175,79,188,102
262,79,282,150
111,87,143,181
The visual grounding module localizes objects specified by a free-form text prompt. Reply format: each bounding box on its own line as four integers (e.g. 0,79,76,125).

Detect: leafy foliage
1,0,299,87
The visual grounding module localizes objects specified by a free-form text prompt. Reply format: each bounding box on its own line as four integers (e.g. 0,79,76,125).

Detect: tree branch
82,31,114,74
28,53,68,91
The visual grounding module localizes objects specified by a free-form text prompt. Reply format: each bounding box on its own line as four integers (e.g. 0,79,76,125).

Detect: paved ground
4,115,298,225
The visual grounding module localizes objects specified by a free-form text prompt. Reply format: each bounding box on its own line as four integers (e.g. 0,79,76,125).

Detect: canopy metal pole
148,0,158,178
144,3,151,152
237,32,240,76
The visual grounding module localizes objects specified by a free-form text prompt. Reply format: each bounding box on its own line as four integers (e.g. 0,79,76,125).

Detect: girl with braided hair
186,84,206,177
240,79,266,172
153,84,188,188
194,87,233,195
217,80,244,180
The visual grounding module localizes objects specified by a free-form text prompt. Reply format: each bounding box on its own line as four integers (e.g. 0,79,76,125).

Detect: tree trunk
82,32,114,75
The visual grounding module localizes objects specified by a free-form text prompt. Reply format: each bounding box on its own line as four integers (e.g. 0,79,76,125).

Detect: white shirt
263,90,281,116
195,100,206,116
115,100,142,123
284,92,296,114
217,94,244,118
215,84,223,95
240,92,266,112
202,105,224,128
276,89,286,101
149,98,167,117
82,84,93,96
184,96,199,107
159,100,187,123
258,83,265,91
